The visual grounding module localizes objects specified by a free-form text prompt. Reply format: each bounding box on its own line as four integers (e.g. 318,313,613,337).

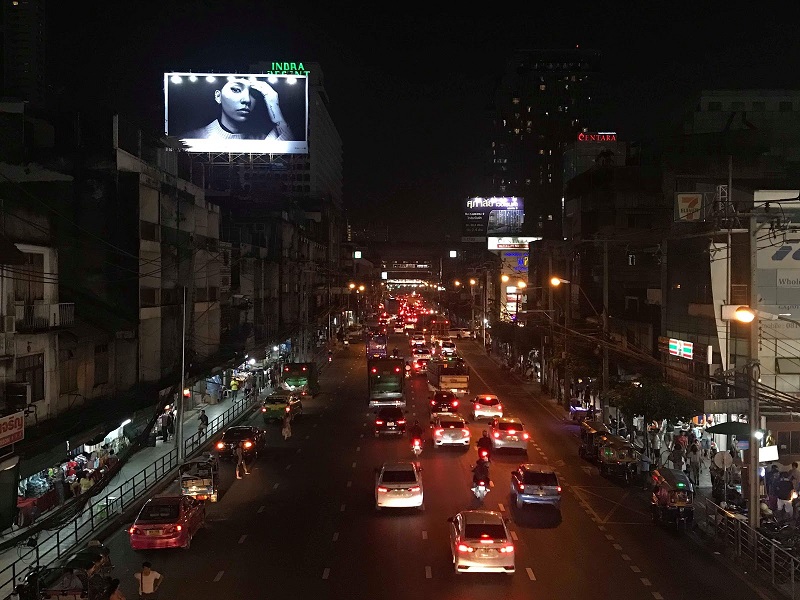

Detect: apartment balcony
14,303,75,332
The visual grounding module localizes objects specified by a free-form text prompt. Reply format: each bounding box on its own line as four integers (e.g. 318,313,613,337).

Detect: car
375,461,424,510
411,357,428,374
394,323,406,334
413,346,432,361
472,394,504,420
261,391,303,423
429,391,459,415
215,425,265,460
440,340,457,356
489,417,529,452
432,414,471,448
374,406,406,436
129,495,205,550
511,464,562,509
410,334,426,347
448,510,515,574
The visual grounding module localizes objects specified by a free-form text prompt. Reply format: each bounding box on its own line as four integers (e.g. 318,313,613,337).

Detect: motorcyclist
476,430,492,457
393,347,400,357
472,457,491,486
408,419,424,442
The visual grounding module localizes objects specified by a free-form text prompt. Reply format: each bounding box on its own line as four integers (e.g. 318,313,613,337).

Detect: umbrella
706,421,750,437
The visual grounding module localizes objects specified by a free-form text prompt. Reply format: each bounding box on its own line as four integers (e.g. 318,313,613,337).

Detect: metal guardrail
698,497,800,598
0,393,258,599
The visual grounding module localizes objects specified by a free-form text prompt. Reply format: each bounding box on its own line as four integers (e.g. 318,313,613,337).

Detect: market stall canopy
706,421,750,437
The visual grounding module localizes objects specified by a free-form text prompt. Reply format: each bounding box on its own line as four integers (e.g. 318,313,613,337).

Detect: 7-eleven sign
676,193,704,222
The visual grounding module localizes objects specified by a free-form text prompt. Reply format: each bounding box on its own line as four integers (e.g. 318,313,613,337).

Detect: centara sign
465,197,521,210
0,411,24,449
577,132,617,142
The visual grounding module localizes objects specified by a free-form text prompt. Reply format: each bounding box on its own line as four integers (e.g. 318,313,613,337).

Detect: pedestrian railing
0,393,259,599
697,497,800,598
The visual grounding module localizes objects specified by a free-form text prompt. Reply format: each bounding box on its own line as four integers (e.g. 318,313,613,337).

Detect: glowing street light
454,280,461,287
734,306,756,323
501,274,510,283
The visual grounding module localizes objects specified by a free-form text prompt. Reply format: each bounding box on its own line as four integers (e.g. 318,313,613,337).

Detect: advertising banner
0,412,24,449
463,197,524,242
488,236,541,250
164,73,308,154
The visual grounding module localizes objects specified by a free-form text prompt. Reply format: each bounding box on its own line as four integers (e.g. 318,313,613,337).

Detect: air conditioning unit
2,316,14,334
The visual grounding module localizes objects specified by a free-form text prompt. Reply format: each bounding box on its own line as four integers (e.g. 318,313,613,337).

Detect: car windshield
478,397,500,405
440,420,463,428
499,422,523,431
434,393,454,402
138,503,179,522
222,429,255,441
381,469,417,483
464,523,506,540
522,472,558,486
414,348,428,354
443,342,455,348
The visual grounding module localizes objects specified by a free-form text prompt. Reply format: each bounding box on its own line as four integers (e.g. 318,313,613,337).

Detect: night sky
48,2,800,240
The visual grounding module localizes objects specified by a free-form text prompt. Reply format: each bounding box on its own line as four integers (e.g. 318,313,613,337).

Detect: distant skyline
42,2,800,240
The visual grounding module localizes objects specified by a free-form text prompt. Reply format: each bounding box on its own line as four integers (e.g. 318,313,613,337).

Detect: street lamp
550,276,572,408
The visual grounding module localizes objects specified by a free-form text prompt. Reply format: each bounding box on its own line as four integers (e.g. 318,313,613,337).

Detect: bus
368,357,406,408
281,362,320,396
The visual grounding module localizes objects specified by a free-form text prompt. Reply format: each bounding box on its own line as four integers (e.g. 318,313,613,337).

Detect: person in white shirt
134,562,162,599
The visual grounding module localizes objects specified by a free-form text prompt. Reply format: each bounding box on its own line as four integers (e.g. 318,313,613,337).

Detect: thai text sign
0,412,24,449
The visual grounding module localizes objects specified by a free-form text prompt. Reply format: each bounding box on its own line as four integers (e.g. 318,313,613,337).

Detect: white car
432,414,471,448
472,394,504,420
448,510,515,574
375,462,424,511
489,417,529,452
410,334,426,347
440,340,457,356
412,346,432,361
393,323,406,334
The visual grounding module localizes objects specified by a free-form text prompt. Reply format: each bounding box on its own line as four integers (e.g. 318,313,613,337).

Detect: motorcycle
472,480,489,503
477,443,491,463
411,438,423,457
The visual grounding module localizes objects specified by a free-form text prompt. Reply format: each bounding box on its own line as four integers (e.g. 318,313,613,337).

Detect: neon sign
267,62,310,75
577,132,617,142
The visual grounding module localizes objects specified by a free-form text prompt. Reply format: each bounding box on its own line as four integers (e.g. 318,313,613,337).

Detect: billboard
463,197,524,242
0,412,24,449
164,73,308,154
488,236,541,250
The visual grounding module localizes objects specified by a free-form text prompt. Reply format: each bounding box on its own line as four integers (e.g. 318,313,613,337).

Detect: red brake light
397,419,406,425
522,432,530,440
497,404,502,411
462,428,470,436
375,420,384,425
517,482,525,492
452,400,458,407
371,368,377,374
284,367,289,372
475,403,480,409
261,407,267,412
175,524,182,532
493,432,500,439
302,366,307,371
508,429,516,435
394,367,400,373
244,441,253,449
285,406,291,413
500,545,514,553
430,400,436,405
409,485,421,492
557,486,562,494
377,486,389,493
216,442,225,449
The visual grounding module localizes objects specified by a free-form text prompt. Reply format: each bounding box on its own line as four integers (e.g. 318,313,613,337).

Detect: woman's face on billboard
215,79,254,125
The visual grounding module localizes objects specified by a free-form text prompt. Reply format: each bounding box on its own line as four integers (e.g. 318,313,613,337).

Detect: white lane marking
238,534,247,544
613,544,623,550
540,455,548,461
510,531,518,540
422,531,428,540
497,503,506,512
605,534,614,540
581,466,592,475
273,483,279,489
322,568,330,579
356,446,361,452
631,566,641,573
285,464,292,470
641,578,651,586
621,554,631,561
425,566,432,579
340,504,346,512
363,422,367,426
257,506,265,513
598,526,606,531
213,571,224,582
347,481,352,488
352,462,357,468
332,532,339,542
526,567,536,581
652,593,664,600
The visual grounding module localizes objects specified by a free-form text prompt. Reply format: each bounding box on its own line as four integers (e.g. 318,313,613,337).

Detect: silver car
489,417,530,452
448,510,515,574
375,462,424,511
432,415,471,448
511,464,562,509
471,394,504,420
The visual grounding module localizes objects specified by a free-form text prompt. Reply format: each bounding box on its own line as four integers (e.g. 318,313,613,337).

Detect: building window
627,253,636,266
539,84,546,91
94,344,109,385
779,101,793,112
139,220,160,242
59,348,78,393
14,252,44,302
752,101,766,111
624,296,639,313
17,353,44,402
707,101,722,111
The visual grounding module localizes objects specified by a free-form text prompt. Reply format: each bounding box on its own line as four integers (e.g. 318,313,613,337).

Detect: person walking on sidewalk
687,442,702,485
281,412,292,441
134,562,162,599
234,441,250,478
198,410,209,437
166,411,175,441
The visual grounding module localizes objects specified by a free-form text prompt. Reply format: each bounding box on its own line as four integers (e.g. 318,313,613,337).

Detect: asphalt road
100,335,776,600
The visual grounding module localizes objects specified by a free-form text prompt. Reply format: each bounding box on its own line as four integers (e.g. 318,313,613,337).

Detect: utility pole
602,241,609,413
747,211,760,527
564,280,572,410
483,268,488,349
177,285,187,462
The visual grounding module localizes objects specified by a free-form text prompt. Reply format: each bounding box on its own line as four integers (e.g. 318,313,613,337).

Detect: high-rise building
2,0,46,104
490,48,600,239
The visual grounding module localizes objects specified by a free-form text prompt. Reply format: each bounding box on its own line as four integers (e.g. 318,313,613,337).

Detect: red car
129,495,205,550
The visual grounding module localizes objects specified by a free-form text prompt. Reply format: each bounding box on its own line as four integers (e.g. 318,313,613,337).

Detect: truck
366,334,388,359
426,355,470,397
367,357,406,408
280,362,320,396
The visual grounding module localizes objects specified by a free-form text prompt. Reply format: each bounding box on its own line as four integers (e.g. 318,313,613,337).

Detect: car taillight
457,543,474,553
557,486,562,494
477,481,486,486
397,419,406,425
452,400,458,407
414,361,419,368
517,482,525,492
285,406,291,413
474,403,480,409
377,486,389,493
129,527,141,535
175,524,182,532
216,442,225,449
413,439,421,447
493,432,500,438
497,405,502,411
500,545,514,553
409,486,421,492
462,428,470,436
430,400,436,406
479,538,494,544
375,420,384,425
244,441,253,448
522,432,530,440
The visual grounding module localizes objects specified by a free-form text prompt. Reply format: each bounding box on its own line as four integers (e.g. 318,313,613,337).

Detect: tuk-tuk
13,542,110,600
578,420,610,462
650,467,694,530
598,435,639,484
179,453,218,502
261,389,303,424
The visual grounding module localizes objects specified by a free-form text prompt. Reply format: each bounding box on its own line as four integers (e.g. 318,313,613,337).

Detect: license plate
477,549,495,558
508,436,518,441
387,422,395,426
146,530,163,536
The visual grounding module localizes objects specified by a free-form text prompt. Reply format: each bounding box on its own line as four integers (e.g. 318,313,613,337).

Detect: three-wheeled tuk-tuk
578,420,610,462
598,435,639,484
179,453,218,502
13,542,111,600
650,467,694,530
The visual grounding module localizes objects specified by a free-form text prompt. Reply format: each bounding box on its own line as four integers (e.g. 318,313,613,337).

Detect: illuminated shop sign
266,62,310,75
668,338,693,360
577,132,617,142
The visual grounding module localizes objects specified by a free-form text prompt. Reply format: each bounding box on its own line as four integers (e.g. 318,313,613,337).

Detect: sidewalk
0,384,272,597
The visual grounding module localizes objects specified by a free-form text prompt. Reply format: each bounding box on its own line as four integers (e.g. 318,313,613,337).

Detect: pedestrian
234,441,249,479
648,427,662,464
281,412,292,441
53,467,65,504
675,430,688,451
108,578,126,600
198,410,209,437
688,442,702,485
230,378,239,401
766,464,781,511
776,471,795,519
669,446,686,472
166,411,175,441
159,411,169,442
789,461,800,487
134,562,162,599
638,450,652,490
